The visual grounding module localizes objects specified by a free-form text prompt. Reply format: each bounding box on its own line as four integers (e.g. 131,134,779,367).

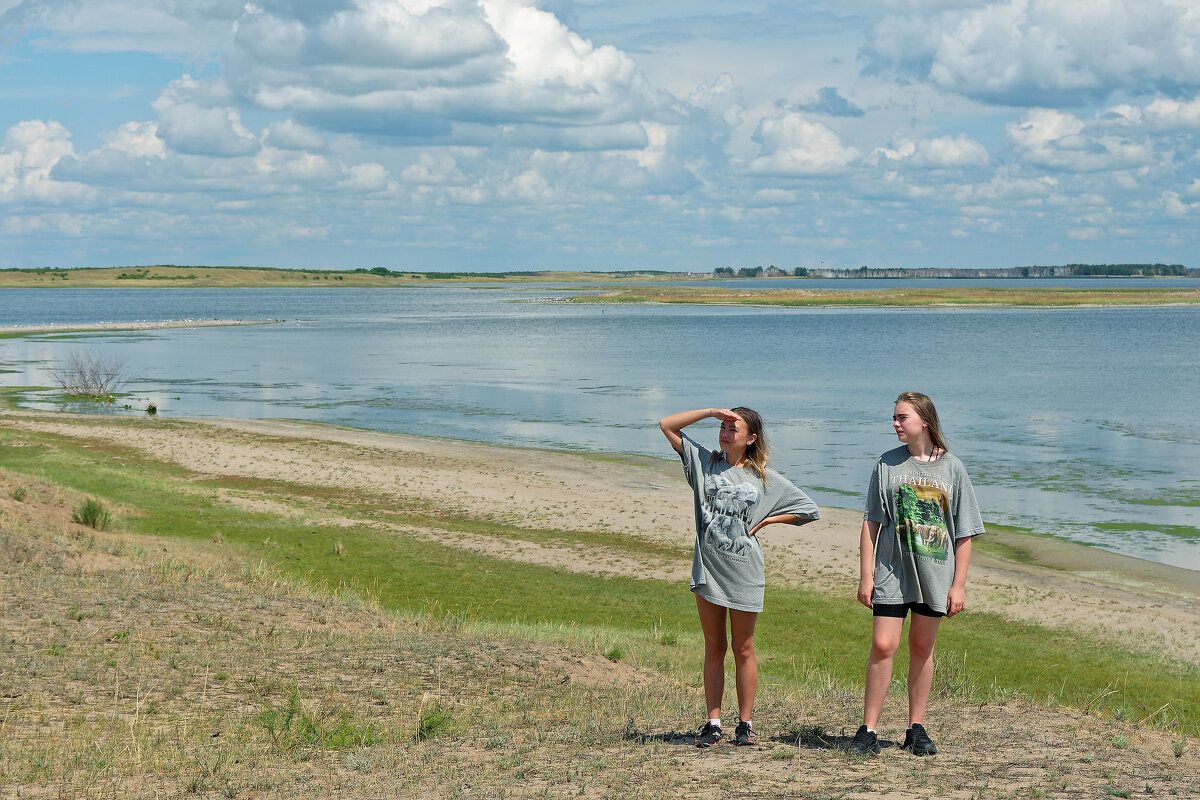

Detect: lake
2,284,1199,572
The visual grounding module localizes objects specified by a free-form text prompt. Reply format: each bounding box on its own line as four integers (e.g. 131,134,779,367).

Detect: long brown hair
711,406,770,483
895,391,950,454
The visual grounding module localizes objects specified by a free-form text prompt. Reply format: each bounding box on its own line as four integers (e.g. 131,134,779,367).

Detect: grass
565,285,1200,308
70,497,111,530
0,420,1196,736
1,444,1198,798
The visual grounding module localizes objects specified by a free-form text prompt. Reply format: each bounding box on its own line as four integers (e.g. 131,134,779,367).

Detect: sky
2,0,1199,272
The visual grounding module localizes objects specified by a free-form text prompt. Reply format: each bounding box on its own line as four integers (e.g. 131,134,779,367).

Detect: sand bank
0,319,282,336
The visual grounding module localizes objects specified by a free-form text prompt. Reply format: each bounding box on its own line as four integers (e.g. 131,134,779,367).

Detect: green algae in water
1094,522,1200,539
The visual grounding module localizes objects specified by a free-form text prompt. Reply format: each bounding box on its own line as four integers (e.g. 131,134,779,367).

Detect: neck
724,447,747,466
907,438,934,461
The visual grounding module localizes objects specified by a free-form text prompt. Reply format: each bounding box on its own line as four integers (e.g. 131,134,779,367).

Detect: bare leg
864,616,904,730
695,594,729,720
906,612,942,726
729,608,759,723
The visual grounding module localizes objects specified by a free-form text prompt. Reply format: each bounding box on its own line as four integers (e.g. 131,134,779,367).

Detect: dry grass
1,471,1197,799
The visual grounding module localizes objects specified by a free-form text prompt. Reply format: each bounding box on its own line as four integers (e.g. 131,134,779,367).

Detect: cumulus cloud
264,120,326,151
218,0,672,148
874,133,989,168
1006,108,1154,172
1101,97,1200,132
862,0,1200,105
0,0,244,57
747,112,857,176
156,104,260,157
790,87,865,118
0,120,91,204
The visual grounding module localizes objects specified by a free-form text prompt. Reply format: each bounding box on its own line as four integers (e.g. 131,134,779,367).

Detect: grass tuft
71,497,111,530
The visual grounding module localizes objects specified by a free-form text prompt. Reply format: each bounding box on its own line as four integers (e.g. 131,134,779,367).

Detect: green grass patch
1095,522,1200,539
2,421,1198,735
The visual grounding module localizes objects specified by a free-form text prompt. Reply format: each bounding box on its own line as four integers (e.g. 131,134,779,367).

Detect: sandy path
3,411,1198,663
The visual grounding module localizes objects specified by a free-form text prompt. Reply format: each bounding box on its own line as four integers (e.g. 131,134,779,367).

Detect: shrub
49,350,126,399
72,498,112,530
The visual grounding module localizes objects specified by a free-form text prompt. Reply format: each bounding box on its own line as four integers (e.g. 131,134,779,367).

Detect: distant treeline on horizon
4,263,1195,281
709,263,1196,279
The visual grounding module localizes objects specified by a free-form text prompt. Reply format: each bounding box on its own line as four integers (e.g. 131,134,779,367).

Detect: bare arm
748,513,801,537
658,408,737,454
857,519,881,608
946,535,973,617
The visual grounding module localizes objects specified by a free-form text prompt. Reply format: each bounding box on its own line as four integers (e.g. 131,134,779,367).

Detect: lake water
2,285,1199,573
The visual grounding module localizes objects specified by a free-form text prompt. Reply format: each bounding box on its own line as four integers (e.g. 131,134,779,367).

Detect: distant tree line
351,267,508,279
1062,263,1190,277
714,265,809,278
709,264,1197,279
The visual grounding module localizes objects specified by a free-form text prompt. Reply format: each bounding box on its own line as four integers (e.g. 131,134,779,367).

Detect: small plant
1111,734,1130,749
72,497,112,530
10,486,27,502
146,402,157,415
603,645,624,662
332,541,344,557
1173,737,1187,758
415,706,451,741
49,349,127,400
211,532,225,544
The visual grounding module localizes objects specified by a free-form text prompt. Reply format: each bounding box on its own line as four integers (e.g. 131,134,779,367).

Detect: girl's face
718,415,757,452
892,401,928,444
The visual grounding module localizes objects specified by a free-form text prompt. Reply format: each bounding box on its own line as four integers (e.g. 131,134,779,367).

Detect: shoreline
215,416,1200,582
3,409,1193,664
0,319,283,336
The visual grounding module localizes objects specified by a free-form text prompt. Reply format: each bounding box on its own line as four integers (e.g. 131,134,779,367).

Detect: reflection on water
2,286,1199,571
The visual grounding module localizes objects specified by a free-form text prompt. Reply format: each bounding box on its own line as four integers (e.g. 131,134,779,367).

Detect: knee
731,635,755,662
909,636,937,662
869,635,900,661
703,636,728,660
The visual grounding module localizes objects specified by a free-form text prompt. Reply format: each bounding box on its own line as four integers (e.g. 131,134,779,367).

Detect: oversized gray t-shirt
679,433,820,612
864,446,985,614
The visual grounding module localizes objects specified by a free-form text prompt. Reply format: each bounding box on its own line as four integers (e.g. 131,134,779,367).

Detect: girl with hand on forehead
849,392,984,758
660,406,820,748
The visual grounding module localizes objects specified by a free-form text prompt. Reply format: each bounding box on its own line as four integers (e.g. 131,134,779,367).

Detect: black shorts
872,601,945,619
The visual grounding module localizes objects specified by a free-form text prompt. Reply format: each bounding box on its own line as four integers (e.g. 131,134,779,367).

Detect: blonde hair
711,406,770,483
895,391,949,454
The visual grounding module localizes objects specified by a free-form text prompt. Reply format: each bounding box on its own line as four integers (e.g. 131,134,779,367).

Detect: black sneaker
848,725,881,755
902,723,938,756
734,720,758,746
696,721,723,748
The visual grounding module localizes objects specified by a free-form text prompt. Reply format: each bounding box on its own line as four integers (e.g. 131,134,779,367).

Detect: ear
747,433,757,446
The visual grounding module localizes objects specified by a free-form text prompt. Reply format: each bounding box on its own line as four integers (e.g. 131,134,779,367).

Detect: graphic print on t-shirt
701,473,760,556
895,482,950,562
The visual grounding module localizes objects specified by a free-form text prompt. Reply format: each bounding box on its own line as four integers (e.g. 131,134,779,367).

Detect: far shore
564,285,1200,308
2,409,1197,664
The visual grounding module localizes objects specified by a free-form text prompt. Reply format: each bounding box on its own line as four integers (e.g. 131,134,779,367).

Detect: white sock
867,727,878,735
709,718,721,729
742,719,752,728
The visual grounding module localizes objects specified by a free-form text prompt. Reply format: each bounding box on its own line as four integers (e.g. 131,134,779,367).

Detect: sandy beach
3,410,1197,664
